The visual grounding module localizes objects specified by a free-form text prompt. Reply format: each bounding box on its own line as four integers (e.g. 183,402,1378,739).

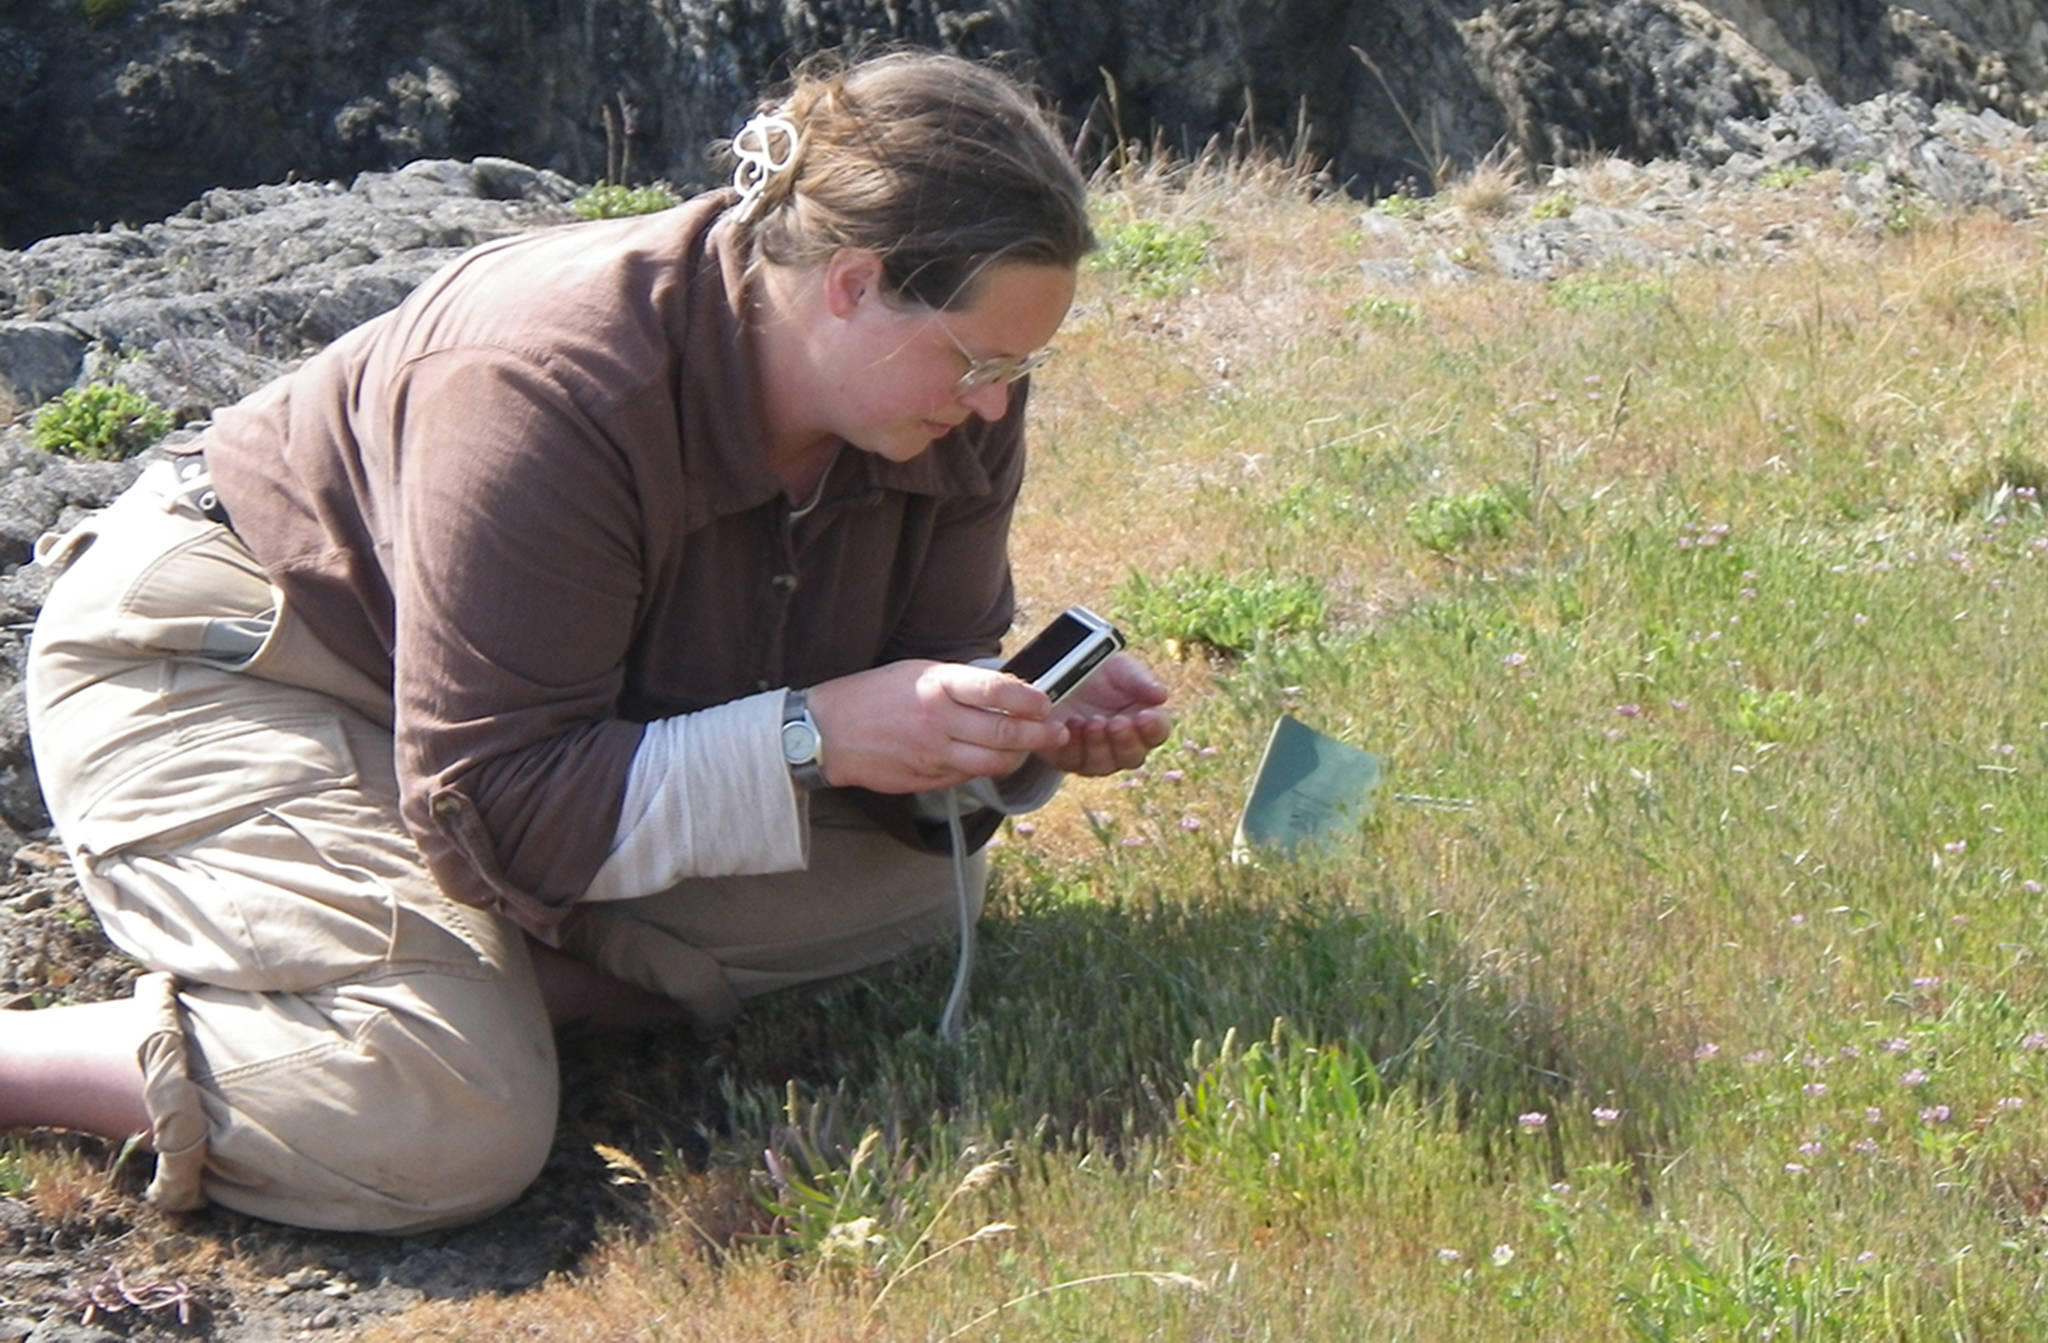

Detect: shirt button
770,573,798,597
754,679,772,692
431,795,461,818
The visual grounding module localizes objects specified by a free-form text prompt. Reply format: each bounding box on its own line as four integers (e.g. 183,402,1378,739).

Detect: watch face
782,719,820,765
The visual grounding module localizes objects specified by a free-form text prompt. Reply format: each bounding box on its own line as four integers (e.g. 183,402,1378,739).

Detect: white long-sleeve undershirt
581,688,1062,904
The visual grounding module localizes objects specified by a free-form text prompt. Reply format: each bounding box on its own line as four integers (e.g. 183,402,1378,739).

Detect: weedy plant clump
1405,482,1532,554
1115,565,1329,658
1087,216,1217,297
31,383,173,460
1759,162,1819,190
570,182,682,220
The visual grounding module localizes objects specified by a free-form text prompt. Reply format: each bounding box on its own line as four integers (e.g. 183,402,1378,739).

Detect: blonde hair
726,50,1093,310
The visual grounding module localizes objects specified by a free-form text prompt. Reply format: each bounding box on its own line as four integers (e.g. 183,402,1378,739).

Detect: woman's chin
848,425,948,462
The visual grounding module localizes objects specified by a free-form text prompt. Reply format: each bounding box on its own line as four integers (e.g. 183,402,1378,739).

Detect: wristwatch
780,688,828,790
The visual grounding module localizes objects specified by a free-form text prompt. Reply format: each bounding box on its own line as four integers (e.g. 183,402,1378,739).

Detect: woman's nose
959,379,1012,422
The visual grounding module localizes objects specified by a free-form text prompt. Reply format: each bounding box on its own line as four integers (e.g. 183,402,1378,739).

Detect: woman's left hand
1034,652,1173,776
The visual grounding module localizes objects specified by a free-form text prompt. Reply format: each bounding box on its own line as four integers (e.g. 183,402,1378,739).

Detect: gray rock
0,446,143,572
1,159,581,428
0,323,87,414
2,0,2044,245
1678,81,2048,222
1461,0,1790,170
1356,257,1440,289
1485,220,1672,283
0,673,45,842
22,1322,118,1343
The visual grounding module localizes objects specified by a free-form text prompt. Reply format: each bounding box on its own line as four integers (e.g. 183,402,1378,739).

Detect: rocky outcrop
0,157,579,424
1698,1,2048,110
2,0,2043,247
1359,92,2046,291
0,157,580,852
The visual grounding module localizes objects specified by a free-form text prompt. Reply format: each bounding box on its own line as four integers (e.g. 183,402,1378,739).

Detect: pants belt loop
170,453,233,530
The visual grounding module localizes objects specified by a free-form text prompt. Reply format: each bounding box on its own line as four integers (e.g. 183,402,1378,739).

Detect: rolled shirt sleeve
581,690,809,904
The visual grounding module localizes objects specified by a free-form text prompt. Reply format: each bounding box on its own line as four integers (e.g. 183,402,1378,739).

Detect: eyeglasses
930,313,1055,394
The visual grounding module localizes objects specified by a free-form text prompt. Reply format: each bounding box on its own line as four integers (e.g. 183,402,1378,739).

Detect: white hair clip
731,113,800,222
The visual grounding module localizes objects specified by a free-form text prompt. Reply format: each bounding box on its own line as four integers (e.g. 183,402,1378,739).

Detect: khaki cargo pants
24,460,981,1234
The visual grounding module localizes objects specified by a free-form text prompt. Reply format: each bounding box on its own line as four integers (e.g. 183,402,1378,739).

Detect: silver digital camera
1001,605,1124,704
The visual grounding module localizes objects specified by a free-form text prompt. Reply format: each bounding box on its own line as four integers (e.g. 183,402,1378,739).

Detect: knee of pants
183,978,561,1235
562,824,988,1030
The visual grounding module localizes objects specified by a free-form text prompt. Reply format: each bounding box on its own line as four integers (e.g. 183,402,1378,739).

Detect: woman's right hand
806,659,1069,794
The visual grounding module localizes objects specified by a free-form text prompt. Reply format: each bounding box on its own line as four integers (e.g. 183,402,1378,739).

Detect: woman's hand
1034,652,1173,776
808,660,1069,794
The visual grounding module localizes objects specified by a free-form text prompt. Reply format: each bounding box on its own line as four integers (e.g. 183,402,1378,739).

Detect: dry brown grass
1015,160,1354,618
1443,143,1525,218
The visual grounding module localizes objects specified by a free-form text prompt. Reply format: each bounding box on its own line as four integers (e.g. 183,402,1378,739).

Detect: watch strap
781,687,828,791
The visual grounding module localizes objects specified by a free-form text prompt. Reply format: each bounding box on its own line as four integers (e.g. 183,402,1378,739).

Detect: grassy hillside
366,150,2048,1341
0,143,2009,1339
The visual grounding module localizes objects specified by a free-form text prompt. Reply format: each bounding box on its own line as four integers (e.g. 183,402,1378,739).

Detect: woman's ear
821,248,886,319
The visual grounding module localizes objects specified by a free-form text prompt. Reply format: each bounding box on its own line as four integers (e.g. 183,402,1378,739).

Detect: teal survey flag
1232,715,1382,860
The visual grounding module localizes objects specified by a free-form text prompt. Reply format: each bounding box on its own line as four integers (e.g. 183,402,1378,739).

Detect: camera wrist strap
936,785,976,1045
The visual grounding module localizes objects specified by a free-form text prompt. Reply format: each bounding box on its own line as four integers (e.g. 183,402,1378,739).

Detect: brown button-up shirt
200,192,1024,932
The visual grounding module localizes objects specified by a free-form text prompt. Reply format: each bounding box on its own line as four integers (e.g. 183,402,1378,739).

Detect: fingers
933,664,1066,761
809,661,1070,794
808,656,1173,793
1100,653,1171,709
1043,705,1174,776
1059,652,1171,718
1028,653,1175,776
942,662,1060,723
